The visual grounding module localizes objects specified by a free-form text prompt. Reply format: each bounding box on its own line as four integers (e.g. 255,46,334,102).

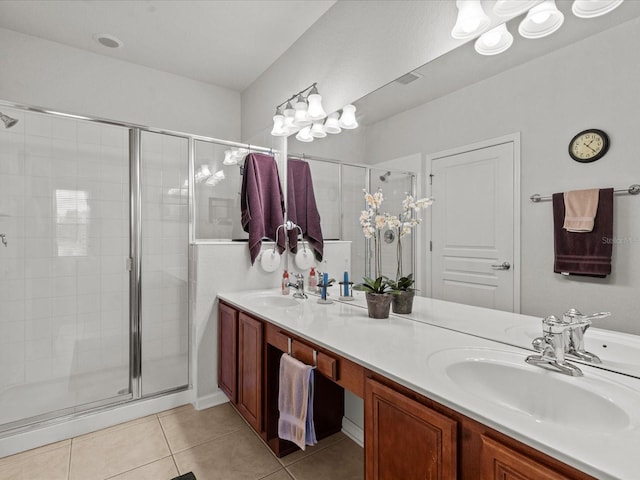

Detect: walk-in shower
0,103,189,439
0,112,18,128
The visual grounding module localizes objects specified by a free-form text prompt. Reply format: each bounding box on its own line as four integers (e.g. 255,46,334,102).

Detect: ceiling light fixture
571,0,623,18
338,105,358,130
451,0,491,40
324,112,342,134
519,0,564,39
475,23,514,55
295,126,314,143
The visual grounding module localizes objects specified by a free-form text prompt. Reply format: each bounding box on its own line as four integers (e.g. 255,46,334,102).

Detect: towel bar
530,184,640,202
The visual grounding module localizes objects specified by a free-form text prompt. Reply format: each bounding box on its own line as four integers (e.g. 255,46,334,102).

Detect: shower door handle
0,234,6,247
491,261,510,270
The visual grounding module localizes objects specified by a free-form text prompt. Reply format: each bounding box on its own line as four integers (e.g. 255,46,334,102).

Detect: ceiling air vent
394,71,423,85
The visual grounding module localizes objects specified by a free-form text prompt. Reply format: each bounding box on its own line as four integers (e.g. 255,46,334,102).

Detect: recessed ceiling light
93,33,123,49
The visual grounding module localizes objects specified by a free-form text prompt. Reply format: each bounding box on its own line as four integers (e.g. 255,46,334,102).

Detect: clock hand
584,143,597,153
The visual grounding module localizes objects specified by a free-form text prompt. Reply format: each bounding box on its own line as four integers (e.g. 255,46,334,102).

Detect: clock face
569,129,610,163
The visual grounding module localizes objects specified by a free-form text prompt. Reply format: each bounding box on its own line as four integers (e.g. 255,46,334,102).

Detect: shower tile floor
0,403,364,480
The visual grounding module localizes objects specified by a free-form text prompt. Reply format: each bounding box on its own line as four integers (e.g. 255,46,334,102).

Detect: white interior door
431,142,516,312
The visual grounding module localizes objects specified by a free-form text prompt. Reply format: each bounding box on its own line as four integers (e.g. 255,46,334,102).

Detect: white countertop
217,288,640,480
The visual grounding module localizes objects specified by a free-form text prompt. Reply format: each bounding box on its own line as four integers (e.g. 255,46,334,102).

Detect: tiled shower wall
0,107,130,394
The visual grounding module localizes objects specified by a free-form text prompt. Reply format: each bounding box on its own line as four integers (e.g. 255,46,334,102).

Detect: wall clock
568,129,610,163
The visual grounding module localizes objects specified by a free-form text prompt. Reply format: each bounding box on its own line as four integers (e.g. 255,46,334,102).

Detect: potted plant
353,276,393,319
386,194,433,314
388,274,417,314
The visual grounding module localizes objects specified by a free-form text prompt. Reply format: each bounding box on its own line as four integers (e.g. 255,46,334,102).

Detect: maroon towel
287,159,323,262
552,188,613,277
240,153,286,264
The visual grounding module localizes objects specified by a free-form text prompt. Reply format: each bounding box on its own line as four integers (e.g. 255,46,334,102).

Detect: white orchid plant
358,188,433,290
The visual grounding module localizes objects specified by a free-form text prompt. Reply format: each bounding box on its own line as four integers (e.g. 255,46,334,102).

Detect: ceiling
0,0,336,92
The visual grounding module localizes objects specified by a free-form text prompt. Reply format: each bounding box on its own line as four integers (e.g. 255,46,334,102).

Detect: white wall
0,28,241,140
363,18,640,334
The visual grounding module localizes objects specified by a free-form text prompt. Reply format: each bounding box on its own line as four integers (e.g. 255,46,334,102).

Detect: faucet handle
563,308,610,324
294,273,304,280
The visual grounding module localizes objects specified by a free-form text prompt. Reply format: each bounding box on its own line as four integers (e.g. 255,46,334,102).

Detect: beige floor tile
260,469,293,480
286,437,364,480
74,414,157,442
69,416,171,480
106,456,178,480
277,432,347,466
159,403,246,453
0,441,70,480
173,427,282,480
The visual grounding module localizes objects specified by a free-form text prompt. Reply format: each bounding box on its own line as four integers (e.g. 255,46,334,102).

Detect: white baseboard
194,390,230,410
342,416,364,447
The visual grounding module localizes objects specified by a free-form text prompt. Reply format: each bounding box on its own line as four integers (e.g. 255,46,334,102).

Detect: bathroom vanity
217,290,640,479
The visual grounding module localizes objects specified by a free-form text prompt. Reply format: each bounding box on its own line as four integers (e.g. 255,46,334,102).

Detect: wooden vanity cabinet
365,378,457,480
217,302,237,402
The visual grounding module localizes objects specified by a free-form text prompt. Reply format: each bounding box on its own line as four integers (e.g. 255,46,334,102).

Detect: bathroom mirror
290,1,640,378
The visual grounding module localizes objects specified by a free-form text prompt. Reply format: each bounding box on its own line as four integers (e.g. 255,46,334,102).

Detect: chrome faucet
287,273,307,299
562,308,610,364
526,315,584,376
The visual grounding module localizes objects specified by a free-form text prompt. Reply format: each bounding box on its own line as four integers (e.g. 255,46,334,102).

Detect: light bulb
531,11,551,24
270,111,287,137
451,0,490,40
338,105,358,130
307,86,327,120
310,121,327,138
295,126,314,143
324,112,342,134
571,0,623,18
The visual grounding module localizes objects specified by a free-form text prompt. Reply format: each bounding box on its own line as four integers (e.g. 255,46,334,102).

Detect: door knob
491,261,511,270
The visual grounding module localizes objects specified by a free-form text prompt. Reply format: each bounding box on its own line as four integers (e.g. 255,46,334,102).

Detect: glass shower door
0,107,131,430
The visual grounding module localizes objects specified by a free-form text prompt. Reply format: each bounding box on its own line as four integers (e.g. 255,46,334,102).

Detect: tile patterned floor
0,403,364,480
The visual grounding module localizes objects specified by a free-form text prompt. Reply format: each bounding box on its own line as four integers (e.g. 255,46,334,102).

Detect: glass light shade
324,112,342,134
223,149,236,165
493,0,542,17
310,121,327,138
571,0,623,18
519,0,564,38
283,102,297,134
475,23,513,55
338,105,358,129
270,114,287,136
451,0,491,40
295,126,314,143
293,95,310,127
307,93,327,120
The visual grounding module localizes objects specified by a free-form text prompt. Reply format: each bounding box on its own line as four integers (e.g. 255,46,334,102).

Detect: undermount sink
253,293,301,308
428,347,639,433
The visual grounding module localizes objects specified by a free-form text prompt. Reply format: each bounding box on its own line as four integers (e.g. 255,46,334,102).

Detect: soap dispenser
281,270,290,295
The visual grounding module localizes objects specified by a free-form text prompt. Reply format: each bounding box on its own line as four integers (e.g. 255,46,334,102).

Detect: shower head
379,171,391,182
0,112,18,129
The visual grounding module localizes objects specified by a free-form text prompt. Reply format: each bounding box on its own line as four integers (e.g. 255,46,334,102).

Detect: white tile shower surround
0,108,189,429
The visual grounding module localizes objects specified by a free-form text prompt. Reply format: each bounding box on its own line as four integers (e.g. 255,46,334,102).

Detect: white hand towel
278,353,316,450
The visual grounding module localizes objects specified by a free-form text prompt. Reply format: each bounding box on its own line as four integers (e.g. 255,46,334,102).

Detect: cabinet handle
491,262,511,270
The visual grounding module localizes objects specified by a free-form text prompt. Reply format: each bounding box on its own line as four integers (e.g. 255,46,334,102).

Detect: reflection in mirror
288,2,640,378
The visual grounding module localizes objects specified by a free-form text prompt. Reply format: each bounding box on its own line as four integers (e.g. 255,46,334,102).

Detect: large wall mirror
289,1,640,378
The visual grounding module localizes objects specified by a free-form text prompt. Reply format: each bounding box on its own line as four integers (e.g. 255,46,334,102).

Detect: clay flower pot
365,292,392,319
392,290,415,314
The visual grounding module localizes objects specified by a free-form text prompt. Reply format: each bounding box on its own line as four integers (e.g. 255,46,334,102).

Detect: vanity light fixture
205,170,225,186
338,104,358,130
270,82,357,140
451,0,491,40
475,23,514,55
571,0,623,18
493,0,542,17
518,0,564,39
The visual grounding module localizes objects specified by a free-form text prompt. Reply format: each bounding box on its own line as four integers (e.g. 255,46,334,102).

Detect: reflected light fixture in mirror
451,0,490,40
475,23,514,55
296,125,314,142
270,108,287,136
307,85,327,120
493,0,542,17
310,121,327,138
293,94,311,127
324,112,342,134
572,0,623,18
283,101,296,134
519,0,564,39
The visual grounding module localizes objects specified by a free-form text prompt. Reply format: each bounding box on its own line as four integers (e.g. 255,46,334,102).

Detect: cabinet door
238,313,263,432
481,435,572,480
365,378,457,480
218,302,238,403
